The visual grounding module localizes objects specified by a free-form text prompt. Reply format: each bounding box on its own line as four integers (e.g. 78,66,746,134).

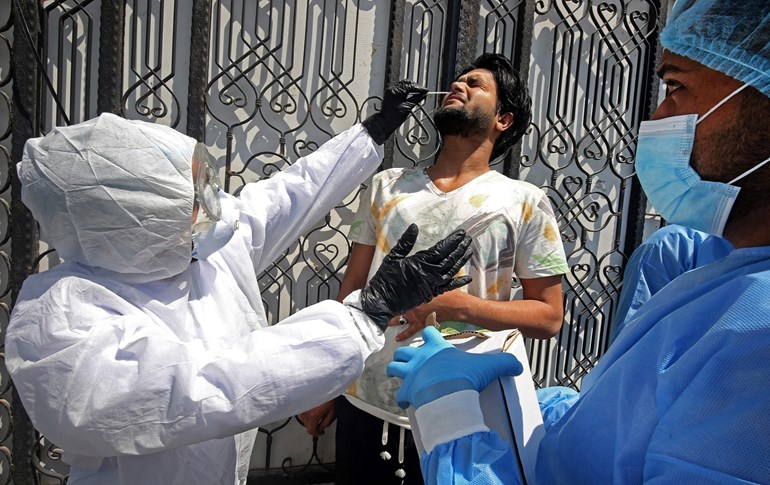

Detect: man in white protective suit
5,81,475,485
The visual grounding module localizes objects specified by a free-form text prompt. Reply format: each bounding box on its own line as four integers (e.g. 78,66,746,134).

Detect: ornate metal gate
2,0,668,482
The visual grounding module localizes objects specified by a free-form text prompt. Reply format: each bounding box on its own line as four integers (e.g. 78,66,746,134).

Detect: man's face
652,50,744,181
434,68,500,137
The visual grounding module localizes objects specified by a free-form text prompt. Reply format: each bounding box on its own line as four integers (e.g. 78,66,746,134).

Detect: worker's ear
496,112,513,133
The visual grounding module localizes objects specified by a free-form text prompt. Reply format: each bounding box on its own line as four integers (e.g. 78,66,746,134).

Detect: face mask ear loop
696,83,751,125
728,155,770,185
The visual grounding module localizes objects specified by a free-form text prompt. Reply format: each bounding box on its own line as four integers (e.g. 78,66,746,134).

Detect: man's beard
692,89,770,224
433,104,494,138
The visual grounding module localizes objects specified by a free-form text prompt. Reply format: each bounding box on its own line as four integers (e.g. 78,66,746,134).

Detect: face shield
190,143,237,260
192,142,222,226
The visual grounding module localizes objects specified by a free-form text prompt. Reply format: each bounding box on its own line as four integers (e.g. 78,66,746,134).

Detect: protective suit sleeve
236,124,383,273
6,278,384,458
414,391,523,485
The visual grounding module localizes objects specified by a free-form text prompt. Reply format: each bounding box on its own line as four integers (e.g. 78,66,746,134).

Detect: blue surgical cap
660,0,770,98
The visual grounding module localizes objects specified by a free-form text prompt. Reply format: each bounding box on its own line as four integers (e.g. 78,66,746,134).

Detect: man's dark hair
458,53,532,160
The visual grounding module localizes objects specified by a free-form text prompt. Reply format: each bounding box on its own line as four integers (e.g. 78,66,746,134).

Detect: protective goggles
192,142,222,222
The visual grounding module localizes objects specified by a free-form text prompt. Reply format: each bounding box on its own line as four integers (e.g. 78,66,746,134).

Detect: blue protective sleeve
421,431,524,485
610,225,731,343
536,386,579,430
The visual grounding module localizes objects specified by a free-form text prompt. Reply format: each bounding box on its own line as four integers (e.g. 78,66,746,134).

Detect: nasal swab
425,91,450,95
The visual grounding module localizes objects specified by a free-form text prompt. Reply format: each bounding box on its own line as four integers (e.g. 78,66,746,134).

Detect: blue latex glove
387,327,524,409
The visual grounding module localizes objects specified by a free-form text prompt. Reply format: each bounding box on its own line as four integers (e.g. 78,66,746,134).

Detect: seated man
388,0,770,483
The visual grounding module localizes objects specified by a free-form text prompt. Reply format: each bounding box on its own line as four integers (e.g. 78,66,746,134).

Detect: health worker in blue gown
386,0,770,483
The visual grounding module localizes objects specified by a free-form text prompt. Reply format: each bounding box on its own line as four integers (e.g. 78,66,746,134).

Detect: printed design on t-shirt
537,195,560,222
543,222,559,242
433,210,515,327
400,168,425,184
460,210,515,274
485,273,511,297
469,193,489,208
522,201,534,222
534,253,569,273
372,194,411,254
348,220,365,240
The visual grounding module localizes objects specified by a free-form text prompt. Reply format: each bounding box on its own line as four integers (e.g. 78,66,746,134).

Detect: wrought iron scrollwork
121,0,182,127
0,2,14,483
506,0,663,387
280,416,334,476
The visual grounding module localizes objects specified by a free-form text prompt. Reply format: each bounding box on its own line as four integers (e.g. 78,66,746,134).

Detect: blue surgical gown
610,225,732,343
418,246,770,484
537,226,732,431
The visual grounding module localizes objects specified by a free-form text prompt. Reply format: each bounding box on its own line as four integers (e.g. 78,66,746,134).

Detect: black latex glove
362,80,429,145
358,224,473,330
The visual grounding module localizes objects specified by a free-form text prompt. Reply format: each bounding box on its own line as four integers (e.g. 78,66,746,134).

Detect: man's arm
337,243,376,302
300,242,376,436
239,126,383,273
395,274,564,341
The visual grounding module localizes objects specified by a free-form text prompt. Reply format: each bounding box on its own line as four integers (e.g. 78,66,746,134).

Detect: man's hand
362,80,429,145
391,290,461,341
299,400,337,437
392,306,433,342
357,224,472,330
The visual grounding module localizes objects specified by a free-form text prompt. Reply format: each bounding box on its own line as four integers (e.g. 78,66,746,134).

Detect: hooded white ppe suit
6,113,386,484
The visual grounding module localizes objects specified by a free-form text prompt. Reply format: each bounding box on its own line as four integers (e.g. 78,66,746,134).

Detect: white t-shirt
345,167,568,421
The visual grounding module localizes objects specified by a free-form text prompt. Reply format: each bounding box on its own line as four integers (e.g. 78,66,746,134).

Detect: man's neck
428,135,495,192
724,208,770,248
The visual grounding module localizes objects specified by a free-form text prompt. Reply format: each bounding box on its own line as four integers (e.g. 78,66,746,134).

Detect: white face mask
635,84,770,236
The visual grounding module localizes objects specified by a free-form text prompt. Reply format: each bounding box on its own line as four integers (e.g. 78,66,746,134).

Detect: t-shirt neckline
421,168,497,197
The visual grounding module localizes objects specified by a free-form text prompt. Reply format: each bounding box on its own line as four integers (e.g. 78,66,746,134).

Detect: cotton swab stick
425,91,450,95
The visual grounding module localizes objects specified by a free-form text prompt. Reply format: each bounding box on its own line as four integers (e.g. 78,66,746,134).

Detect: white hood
18,113,196,281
